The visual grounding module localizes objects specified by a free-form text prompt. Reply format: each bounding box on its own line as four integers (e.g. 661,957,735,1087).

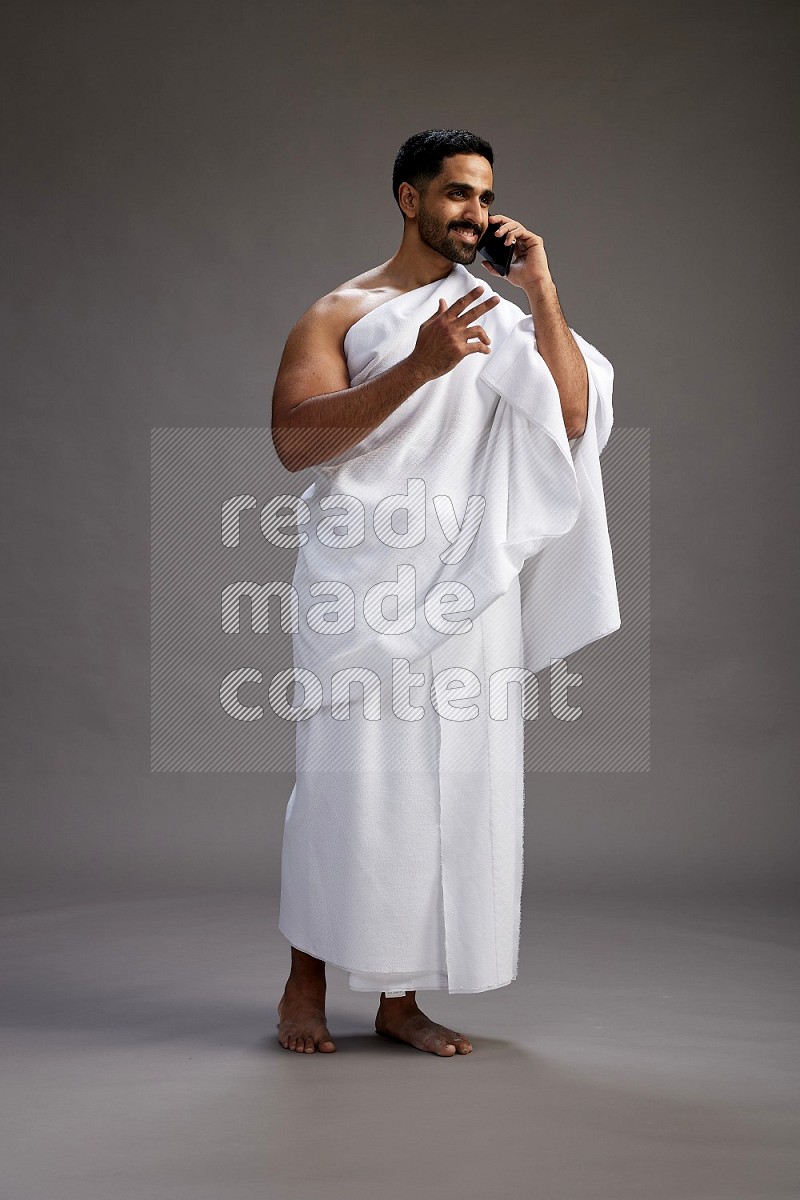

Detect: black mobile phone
476,216,514,276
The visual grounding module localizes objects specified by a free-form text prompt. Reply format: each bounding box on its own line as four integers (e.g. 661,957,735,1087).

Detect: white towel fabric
278,261,620,994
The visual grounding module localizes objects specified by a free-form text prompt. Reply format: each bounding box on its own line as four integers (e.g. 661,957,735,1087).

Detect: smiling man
271,129,620,1057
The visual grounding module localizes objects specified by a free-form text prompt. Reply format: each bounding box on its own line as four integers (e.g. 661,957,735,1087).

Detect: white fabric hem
278,927,516,995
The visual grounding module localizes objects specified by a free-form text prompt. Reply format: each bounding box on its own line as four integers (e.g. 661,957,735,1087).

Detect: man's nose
462,203,483,229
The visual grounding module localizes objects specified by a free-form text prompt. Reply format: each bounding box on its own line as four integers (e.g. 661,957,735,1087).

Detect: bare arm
271,295,430,472
481,213,590,439
271,286,500,473
523,279,589,438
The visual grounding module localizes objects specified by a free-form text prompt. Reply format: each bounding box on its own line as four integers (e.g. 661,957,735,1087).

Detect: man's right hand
408,286,502,382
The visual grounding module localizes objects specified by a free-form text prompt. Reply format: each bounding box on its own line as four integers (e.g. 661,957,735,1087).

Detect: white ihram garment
278,261,619,994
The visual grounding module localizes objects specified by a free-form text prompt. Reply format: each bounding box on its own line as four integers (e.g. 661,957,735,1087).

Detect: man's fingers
425,296,447,323
464,324,489,345
455,295,501,323
446,285,486,317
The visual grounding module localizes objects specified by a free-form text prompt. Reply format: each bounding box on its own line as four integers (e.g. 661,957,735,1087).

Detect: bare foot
375,992,473,1056
277,980,337,1053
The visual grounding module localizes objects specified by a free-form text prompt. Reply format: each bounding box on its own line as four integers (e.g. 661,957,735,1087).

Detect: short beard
416,204,478,265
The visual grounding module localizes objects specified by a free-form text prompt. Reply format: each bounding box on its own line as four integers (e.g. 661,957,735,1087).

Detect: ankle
379,990,417,1010
287,947,327,982
286,969,326,990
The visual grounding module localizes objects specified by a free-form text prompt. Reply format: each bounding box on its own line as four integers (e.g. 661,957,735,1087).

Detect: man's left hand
479,214,551,290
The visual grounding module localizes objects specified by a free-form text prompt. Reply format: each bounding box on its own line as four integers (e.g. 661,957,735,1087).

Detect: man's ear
398,183,418,219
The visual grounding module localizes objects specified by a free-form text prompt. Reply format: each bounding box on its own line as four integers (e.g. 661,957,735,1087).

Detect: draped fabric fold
278,261,620,994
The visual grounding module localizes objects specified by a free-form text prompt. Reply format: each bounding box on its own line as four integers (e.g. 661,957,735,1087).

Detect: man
271,129,619,1056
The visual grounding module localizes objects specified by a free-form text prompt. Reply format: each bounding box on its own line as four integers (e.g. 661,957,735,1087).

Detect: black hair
392,129,494,212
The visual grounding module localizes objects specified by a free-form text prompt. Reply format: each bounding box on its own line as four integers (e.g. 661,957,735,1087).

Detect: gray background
3,0,796,900
2,4,798,1198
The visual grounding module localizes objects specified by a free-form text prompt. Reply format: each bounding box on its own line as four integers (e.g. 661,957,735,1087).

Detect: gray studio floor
2,890,798,1200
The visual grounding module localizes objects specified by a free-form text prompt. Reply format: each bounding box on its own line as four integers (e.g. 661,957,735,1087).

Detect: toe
443,1027,472,1053
417,1024,457,1056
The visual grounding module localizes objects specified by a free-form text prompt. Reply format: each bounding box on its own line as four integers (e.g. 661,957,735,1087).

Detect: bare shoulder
290,266,401,348
273,267,400,410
